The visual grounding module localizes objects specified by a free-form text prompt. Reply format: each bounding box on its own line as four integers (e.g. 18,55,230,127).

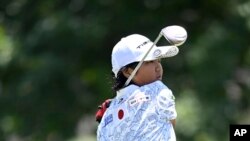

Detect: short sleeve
156,88,177,121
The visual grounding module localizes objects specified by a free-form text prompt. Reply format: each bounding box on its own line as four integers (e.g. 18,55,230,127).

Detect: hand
95,99,112,123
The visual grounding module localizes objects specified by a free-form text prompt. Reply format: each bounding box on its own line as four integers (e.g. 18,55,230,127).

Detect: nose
154,60,161,72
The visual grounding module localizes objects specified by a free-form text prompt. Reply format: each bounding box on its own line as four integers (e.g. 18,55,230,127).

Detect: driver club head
161,25,187,46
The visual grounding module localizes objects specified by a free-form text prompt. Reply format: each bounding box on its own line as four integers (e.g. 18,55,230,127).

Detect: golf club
124,25,187,86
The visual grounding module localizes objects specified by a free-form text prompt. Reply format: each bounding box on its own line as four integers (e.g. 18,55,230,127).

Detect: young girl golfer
96,33,180,141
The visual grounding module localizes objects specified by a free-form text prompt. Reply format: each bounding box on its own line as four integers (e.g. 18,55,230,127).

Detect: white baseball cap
111,34,179,77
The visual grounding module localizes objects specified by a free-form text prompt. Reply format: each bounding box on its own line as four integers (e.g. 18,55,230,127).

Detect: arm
170,119,176,128
155,87,177,126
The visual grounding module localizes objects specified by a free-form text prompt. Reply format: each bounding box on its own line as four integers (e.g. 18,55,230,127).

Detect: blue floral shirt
97,81,177,141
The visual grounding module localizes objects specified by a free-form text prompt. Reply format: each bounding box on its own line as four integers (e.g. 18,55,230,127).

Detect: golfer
97,34,179,141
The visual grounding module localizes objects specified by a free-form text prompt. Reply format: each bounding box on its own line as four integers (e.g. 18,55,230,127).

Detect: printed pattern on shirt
97,81,177,141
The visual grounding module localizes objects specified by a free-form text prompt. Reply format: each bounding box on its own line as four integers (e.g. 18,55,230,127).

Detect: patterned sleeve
156,88,177,121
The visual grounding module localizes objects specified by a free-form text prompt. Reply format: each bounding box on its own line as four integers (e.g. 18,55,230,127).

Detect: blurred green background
0,0,250,141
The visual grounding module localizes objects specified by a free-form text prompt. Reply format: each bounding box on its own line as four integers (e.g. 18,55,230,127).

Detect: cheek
134,68,151,80
134,66,159,85
139,66,157,78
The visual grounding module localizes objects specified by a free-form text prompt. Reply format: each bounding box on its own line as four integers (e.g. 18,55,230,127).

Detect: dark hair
111,62,139,92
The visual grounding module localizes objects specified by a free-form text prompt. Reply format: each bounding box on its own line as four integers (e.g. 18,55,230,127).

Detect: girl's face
132,59,163,86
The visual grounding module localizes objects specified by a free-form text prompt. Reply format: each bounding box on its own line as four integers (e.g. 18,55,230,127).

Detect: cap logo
136,40,150,49
153,49,162,58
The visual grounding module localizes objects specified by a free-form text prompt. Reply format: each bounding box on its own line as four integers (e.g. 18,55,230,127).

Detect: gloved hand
95,99,112,123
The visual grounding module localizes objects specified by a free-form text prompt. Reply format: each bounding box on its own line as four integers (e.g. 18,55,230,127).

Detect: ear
121,68,133,78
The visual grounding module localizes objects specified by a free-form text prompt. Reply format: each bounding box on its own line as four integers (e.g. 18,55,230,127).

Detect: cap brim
144,45,179,61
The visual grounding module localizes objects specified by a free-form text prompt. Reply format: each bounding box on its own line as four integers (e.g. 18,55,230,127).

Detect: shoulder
141,81,175,99
117,84,139,97
143,80,168,88
140,80,170,92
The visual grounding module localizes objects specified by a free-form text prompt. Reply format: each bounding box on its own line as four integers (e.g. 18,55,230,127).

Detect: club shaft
124,33,163,86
